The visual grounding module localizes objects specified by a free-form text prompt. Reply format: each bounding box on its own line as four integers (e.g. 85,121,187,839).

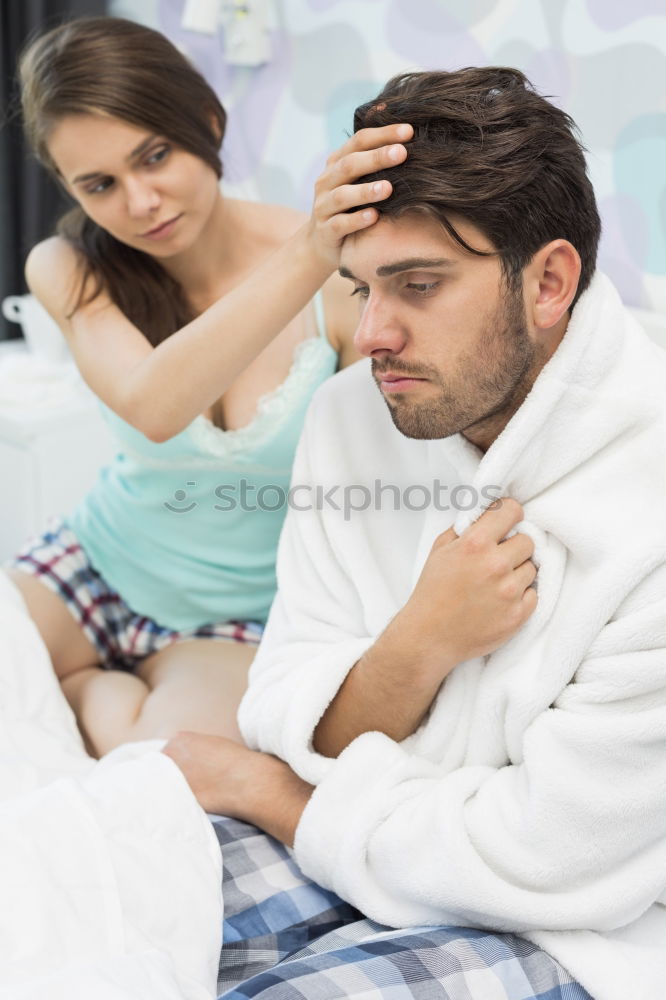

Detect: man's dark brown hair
353,67,601,307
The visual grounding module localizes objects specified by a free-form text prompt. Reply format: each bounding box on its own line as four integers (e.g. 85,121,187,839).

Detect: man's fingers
471,496,525,543
520,581,539,618
434,525,459,547
326,123,413,166
498,531,535,568
514,558,538,593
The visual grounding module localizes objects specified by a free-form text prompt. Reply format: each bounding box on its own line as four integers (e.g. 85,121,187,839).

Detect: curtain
0,0,107,339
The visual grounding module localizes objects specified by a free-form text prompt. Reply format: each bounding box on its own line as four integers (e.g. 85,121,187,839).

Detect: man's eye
350,286,369,299
406,282,440,295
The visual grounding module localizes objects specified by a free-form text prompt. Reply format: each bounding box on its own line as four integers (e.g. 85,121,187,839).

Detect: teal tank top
69,296,337,630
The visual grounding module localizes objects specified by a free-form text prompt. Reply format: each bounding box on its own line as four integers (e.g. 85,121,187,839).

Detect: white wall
111,0,666,313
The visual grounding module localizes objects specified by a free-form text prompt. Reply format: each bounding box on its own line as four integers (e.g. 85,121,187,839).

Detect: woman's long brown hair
19,16,227,346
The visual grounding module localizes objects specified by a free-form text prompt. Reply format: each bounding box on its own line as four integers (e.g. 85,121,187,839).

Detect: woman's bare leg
8,569,99,678
60,638,256,757
8,569,255,757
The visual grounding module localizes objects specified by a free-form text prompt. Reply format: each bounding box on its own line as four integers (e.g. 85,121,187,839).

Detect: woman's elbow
121,395,183,443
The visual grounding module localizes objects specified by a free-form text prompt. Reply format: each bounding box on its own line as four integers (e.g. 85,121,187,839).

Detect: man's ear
525,240,581,330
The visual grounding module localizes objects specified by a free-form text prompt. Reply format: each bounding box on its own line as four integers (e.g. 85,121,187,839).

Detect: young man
165,68,666,1000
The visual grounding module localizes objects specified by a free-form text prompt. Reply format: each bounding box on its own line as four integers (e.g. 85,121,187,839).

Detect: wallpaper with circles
114,0,666,310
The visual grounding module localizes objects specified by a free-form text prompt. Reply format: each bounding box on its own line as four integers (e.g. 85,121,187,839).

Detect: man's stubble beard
373,284,545,443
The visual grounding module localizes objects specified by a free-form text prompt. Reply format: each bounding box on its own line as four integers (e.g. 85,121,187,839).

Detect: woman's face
47,113,221,257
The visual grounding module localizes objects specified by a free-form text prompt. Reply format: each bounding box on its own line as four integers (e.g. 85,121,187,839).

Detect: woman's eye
146,145,170,165
350,286,369,299
86,177,113,195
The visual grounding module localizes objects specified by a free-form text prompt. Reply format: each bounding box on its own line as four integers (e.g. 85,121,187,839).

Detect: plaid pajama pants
10,519,263,671
213,818,592,1000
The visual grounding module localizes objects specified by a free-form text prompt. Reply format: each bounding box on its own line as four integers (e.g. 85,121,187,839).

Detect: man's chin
383,400,457,441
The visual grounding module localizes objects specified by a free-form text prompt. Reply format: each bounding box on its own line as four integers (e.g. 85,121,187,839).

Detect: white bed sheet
0,570,223,999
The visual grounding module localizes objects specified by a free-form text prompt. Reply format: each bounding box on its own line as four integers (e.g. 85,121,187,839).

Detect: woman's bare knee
61,666,151,758
131,639,256,743
57,638,257,756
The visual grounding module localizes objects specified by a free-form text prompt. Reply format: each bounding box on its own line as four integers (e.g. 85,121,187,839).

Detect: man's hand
162,732,313,847
396,496,537,677
314,497,537,757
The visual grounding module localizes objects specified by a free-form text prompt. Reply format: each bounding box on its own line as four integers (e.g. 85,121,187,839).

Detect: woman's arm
26,124,412,440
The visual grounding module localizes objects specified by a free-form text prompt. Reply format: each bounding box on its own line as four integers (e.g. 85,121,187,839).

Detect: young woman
8,16,411,756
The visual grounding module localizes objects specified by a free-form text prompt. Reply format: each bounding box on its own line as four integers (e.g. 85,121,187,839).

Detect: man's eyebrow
338,258,455,282
72,135,159,185
376,257,455,277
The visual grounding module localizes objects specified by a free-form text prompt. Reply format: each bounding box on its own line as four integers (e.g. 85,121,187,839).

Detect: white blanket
0,571,222,999
240,273,666,1000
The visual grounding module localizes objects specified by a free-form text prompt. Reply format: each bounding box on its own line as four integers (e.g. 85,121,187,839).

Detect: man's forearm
243,753,314,847
313,616,455,758
313,500,538,759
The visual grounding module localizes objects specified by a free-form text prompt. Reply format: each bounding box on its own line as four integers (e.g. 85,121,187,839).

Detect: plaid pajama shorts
9,518,263,672
213,817,593,1000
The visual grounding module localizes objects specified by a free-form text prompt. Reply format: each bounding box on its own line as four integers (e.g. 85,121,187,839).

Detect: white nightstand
0,344,116,562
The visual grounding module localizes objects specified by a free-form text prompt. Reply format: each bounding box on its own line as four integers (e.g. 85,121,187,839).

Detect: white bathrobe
239,272,666,1000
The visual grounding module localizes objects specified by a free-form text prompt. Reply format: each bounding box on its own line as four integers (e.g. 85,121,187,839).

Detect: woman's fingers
319,142,408,195
307,123,413,264
317,178,392,220
320,205,380,243
325,123,413,166
314,179,395,239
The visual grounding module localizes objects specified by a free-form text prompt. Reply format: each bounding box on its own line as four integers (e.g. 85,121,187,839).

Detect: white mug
2,294,70,363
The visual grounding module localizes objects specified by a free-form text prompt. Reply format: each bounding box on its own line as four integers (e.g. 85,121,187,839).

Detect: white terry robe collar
443,271,660,527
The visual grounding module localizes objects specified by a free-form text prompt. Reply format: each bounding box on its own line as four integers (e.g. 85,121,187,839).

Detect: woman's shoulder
228,198,307,249
25,236,86,320
26,234,80,278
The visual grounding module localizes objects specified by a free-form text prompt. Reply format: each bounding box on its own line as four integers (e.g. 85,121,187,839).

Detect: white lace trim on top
190,334,334,459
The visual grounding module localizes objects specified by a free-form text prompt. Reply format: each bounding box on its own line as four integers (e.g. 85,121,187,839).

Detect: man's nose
353,294,407,358
125,177,160,219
